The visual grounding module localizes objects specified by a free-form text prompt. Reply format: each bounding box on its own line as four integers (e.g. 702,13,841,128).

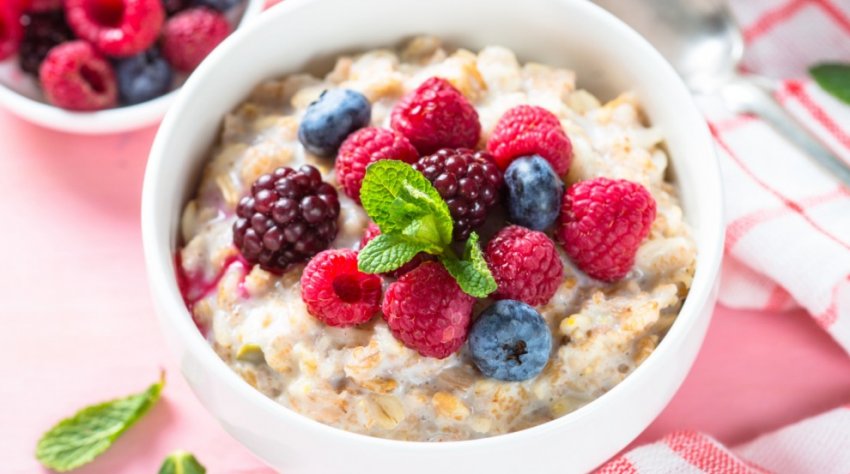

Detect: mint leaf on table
158,450,206,474
358,233,430,274
439,232,498,298
357,160,496,298
810,63,850,105
359,160,453,248
36,373,165,472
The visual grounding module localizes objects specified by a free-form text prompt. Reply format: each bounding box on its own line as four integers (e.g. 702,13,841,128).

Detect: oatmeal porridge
177,37,697,441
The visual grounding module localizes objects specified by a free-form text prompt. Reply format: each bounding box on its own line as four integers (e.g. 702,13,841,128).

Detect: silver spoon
594,0,850,186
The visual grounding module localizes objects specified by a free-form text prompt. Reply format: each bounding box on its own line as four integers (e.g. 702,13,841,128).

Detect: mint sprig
358,160,497,298
810,63,850,105
36,373,165,472
159,450,207,474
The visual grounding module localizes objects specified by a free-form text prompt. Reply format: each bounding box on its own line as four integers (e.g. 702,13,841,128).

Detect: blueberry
192,0,242,12
468,300,552,381
298,89,371,157
114,49,174,106
504,155,564,231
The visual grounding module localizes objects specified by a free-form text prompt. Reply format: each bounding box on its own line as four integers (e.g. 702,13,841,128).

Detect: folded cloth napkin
602,0,850,471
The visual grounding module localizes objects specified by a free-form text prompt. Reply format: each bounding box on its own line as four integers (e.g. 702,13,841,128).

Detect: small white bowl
142,0,724,472
0,0,265,135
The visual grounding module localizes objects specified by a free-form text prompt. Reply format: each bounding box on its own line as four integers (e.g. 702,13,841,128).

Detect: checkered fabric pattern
603,1,850,471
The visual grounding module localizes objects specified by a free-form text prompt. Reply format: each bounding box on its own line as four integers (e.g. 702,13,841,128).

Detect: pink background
2,106,850,473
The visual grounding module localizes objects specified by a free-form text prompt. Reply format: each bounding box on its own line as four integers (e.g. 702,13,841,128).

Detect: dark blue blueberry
468,300,552,382
114,49,174,106
162,0,192,15
504,155,564,231
298,89,371,157
192,0,242,12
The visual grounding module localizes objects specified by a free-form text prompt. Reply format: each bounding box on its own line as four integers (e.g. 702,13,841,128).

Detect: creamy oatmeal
177,37,696,441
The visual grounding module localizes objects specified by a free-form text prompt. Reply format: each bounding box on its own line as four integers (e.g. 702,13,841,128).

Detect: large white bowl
0,0,265,135
142,0,724,472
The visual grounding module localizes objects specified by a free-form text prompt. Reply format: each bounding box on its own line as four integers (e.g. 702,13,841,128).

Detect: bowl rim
142,0,725,450
0,0,266,135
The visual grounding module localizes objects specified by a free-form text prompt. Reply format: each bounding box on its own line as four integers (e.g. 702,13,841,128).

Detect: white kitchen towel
599,404,850,473
704,0,850,353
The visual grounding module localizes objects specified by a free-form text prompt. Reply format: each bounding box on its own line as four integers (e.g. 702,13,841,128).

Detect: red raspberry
39,41,118,111
0,3,23,61
161,7,229,72
300,249,383,327
485,225,564,306
65,0,165,57
390,77,481,155
26,0,63,12
556,178,656,282
336,127,419,203
382,262,475,359
486,105,573,176
359,222,429,278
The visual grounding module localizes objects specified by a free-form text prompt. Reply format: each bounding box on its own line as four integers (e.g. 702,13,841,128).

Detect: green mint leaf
810,63,850,105
439,232,497,298
359,160,453,248
158,450,206,474
358,234,430,274
36,373,165,472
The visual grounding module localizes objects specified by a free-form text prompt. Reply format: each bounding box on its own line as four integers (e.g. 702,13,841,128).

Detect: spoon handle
719,76,850,187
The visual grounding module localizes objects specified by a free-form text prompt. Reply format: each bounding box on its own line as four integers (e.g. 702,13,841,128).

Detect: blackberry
18,11,75,76
233,165,341,274
413,148,502,240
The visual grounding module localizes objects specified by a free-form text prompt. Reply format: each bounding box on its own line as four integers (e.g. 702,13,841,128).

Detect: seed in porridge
390,77,481,155
336,127,419,204
382,262,475,358
504,155,564,231
557,177,656,282
469,300,552,382
300,249,382,327
487,105,573,176
485,226,564,307
233,165,340,274
297,88,371,157
412,148,502,240
359,223,430,278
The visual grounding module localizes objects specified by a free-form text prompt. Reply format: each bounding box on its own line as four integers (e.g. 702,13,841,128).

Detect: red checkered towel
599,405,850,473
603,0,850,471
710,0,850,354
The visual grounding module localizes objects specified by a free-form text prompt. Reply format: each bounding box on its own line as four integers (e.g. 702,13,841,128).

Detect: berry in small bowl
0,0,264,133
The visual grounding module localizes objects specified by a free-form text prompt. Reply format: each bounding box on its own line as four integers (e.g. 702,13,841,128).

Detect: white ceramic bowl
0,0,265,135
142,0,724,472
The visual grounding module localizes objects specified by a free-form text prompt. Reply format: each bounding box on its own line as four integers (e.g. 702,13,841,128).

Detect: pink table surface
2,108,850,474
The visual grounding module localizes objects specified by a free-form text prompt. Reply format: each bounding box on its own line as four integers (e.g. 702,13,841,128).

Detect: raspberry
359,222,429,278
336,127,419,203
413,148,502,240
556,177,656,282
300,249,383,327
233,165,341,274
0,3,23,61
485,225,564,306
390,77,481,155
18,11,75,76
26,0,63,12
161,7,229,72
486,105,573,176
382,262,475,359
39,41,118,111
65,0,165,57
